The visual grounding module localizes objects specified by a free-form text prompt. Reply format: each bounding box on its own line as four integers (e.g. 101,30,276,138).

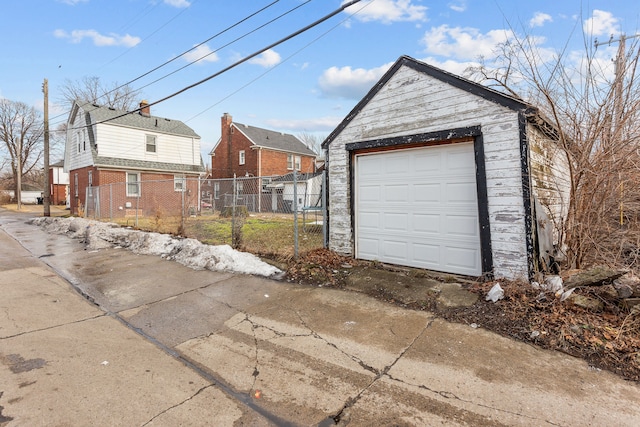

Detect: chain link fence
84,172,326,259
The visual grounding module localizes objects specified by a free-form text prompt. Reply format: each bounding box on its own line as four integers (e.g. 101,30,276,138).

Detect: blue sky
1,0,638,163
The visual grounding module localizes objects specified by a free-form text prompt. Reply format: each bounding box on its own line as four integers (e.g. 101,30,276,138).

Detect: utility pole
43,78,51,217
594,34,640,225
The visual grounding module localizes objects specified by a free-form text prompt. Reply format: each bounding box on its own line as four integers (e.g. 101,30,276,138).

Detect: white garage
355,143,481,276
323,55,571,280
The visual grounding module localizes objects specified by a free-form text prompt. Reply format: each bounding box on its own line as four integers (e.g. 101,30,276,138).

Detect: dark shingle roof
95,156,204,174
233,122,316,156
272,171,323,183
83,102,200,138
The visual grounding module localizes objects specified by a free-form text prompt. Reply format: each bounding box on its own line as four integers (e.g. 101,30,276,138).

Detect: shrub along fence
83,172,326,259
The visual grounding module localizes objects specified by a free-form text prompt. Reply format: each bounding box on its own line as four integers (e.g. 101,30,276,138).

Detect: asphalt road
1,209,639,426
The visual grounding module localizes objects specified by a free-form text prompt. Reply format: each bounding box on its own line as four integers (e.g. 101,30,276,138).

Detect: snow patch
30,217,281,277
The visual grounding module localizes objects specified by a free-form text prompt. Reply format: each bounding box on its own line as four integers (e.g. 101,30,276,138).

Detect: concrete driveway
1,209,639,426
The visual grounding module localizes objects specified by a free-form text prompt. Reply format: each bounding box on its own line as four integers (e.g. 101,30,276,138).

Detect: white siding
328,64,529,279
528,126,571,247
64,106,95,172
96,124,200,166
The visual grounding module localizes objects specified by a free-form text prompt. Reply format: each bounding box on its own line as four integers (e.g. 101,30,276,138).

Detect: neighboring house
269,171,323,212
64,100,204,216
323,55,570,280
210,113,317,179
49,159,69,206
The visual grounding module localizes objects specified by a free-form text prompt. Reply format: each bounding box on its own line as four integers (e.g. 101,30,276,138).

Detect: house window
174,175,186,192
287,154,293,170
146,135,157,153
261,177,272,192
77,131,81,153
239,150,245,165
127,172,140,196
74,173,78,197
87,170,93,196
214,182,220,199
295,155,301,171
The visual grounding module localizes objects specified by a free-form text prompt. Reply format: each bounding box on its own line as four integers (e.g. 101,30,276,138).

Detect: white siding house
323,56,570,280
64,100,204,216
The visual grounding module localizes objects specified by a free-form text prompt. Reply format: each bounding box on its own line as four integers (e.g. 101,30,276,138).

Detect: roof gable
233,122,316,156
323,55,534,148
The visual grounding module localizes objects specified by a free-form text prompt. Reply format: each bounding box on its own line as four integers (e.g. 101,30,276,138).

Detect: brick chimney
222,113,233,175
139,100,150,117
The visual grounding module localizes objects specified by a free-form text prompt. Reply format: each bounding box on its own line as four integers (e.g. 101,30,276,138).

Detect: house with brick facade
209,113,317,180
64,100,204,216
48,159,69,207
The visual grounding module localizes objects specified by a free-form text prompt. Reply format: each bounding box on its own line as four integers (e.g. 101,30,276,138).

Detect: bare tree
0,99,44,202
297,131,326,155
58,76,141,111
469,32,640,269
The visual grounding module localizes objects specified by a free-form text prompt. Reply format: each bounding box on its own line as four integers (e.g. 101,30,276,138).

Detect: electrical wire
50,0,281,125
71,0,362,131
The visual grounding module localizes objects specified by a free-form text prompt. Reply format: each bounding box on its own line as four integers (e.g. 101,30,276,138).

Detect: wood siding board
519,113,535,280
474,133,494,276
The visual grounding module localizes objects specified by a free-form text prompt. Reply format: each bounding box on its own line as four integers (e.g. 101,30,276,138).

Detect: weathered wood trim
474,133,494,277
519,112,535,280
345,126,482,152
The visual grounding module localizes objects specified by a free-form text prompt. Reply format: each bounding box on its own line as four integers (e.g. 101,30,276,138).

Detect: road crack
140,384,214,426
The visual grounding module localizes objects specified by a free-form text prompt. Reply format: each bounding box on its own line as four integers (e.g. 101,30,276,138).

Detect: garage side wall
528,126,571,252
327,65,530,279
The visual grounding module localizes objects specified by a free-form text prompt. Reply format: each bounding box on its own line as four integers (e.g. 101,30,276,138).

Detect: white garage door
355,142,481,276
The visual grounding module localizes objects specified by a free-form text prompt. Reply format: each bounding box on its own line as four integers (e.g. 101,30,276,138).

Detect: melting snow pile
30,217,281,277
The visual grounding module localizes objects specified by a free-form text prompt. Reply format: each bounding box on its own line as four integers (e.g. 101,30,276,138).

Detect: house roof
71,101,204,174
271,171,323,183
80,102,200,139
233,122,317,156
322,55,559,148
50,160,64,168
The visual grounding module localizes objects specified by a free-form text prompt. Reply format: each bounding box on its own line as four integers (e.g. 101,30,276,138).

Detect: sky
1,0,639,164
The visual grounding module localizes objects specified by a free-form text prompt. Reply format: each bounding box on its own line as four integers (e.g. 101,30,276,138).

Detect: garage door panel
445,214,479,237
359,184,381,202
384,184,409,203
412,213,440,234
382,239,409,261
447,148,475,169
356,142,481,276
445,182,477,203
383,212,409,232
386,155,411,175
413,183,441,203
358,238,380,259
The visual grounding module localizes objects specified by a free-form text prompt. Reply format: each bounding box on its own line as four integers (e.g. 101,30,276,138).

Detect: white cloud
342,0,427,24
54,29,141,47
183,44,218,64
448,1,467,13
318,62,393,99
265,117,343,132
530,12,552,28
57,0,88,5
164,0,190,7
248,49,281,68
584,10,620,37
421,25,512,60
418,57,480,78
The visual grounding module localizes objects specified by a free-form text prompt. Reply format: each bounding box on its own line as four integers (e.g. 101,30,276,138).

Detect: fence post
293,170,298,258
135,185,139,228
322,170,328,248
109,184,113,222
181,177,185,234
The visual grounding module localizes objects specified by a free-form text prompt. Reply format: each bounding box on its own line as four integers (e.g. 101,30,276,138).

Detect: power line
75,0,362,130
51,1,282,125
132,0,311,95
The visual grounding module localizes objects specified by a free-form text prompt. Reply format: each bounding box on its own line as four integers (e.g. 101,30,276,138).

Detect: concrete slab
0,266,102,337
0,316,257,426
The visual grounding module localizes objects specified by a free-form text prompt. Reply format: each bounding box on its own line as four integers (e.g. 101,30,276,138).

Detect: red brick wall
71,168,200,217
210,113,315,178
260,149,315,177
